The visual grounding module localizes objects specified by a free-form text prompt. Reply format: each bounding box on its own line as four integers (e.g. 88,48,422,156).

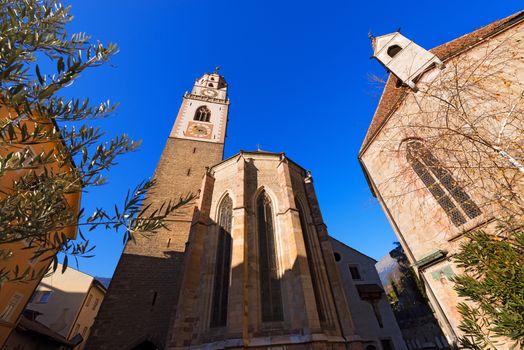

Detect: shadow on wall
25,290,87,337
86,251,186,350
91,157,342,349
175,203,341,344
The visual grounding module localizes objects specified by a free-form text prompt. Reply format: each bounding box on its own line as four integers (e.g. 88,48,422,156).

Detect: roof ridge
330,236,377,263
359,10,524,157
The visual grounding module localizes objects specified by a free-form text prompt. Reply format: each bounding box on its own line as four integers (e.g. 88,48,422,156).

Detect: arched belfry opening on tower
371,31,443,90
86,70,396,350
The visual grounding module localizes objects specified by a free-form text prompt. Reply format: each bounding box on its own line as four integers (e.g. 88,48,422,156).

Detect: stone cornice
184,92,230,105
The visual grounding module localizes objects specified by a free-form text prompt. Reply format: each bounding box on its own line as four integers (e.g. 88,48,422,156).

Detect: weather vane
214,66,221,73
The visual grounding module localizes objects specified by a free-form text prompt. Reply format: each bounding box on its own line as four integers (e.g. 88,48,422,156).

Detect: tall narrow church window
257,191,284,323
406,140,481,226
210,195,233,328
296,199,326,322
194,106,211,122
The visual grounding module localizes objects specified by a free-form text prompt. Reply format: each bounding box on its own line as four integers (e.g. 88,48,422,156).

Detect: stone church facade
359,11,524,349
168,150,355,349
87,70,403,349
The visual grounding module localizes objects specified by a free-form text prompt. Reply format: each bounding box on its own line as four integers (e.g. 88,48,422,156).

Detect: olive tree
0,0,192,283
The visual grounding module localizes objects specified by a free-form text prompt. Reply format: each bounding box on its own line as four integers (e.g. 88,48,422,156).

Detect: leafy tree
386,279,399,311
453,222,524,350
389,242,427,303
0,0,192,284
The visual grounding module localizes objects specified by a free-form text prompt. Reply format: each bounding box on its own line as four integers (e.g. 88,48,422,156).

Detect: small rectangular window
380,339,395,350
74,324,80,335
0,293,23,321
92,298,99,310
82,326,88,336
85,294,92,307
349,266,361,280
38,291,52,304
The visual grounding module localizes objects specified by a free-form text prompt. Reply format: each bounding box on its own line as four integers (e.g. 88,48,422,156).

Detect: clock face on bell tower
169,69,229,144
201,88,218,98
186,121,213,139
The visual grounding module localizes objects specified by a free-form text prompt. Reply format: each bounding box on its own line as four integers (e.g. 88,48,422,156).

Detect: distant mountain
375,254,399,287
95,277,112,289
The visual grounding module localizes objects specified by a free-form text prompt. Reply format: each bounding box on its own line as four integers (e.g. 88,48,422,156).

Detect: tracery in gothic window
406,140,481,227
194,105,211,122
296,199,326,322
210,195,233,328
257,191,283,322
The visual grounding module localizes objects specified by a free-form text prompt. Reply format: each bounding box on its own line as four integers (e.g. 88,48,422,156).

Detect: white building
331,238,406,350
6,265,106,349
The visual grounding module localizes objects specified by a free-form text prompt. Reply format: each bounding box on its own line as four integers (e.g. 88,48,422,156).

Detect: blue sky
62,1,523,278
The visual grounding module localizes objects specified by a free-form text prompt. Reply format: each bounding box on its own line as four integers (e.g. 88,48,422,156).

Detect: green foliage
386,279,400,311
389,242,427,303
453,222,524,349
0,0,194,284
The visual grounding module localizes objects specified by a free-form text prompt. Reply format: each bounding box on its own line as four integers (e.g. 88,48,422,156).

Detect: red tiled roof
359,10,524,155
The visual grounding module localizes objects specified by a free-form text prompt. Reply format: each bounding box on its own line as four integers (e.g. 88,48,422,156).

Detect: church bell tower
86,69,230,350
171,69,229,144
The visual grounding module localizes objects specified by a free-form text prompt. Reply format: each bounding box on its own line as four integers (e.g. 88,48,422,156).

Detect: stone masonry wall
86,138,224,350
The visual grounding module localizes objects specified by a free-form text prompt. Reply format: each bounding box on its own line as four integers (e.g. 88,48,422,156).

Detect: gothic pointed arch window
257,190,284,323
194,106,211,122
296,199,326,323
210,195,233,328
406,139,481,227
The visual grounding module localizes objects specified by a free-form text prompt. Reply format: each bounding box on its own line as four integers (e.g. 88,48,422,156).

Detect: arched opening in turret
387,45,402,58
